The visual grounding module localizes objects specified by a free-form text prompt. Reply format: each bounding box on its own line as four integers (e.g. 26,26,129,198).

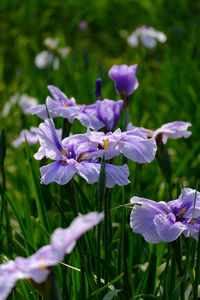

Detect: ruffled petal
154,214,187,242
130,202,162,243
40,161,76,185
118,135,157,163
76,161,100,184
105,164,130,188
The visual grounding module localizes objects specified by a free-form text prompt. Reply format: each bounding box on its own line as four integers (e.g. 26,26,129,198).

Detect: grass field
0,0,200,299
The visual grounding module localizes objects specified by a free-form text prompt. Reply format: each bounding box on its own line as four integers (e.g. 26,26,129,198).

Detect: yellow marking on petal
61,161,67,165
104,140,108,150
180,206,187,217
77,152,89,162
64,103,68,107
64,147,68,152
148,133,153,138
39,255,47,270
61,149,67,157
163,211,168,215
190,219,197,224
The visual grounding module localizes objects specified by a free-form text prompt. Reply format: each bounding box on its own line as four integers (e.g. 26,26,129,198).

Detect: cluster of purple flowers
33,119,156,187
7,62,196,300
0,212,104,299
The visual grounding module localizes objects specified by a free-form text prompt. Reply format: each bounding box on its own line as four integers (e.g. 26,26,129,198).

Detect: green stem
62,118,71,139
171,239,185,300
193,231,200,300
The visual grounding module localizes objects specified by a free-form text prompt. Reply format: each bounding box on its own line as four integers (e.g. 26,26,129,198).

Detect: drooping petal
76,161,100,184
118,134,157,163
105,163,130,188
46,96,80,121
25,104,48,119
130,201,163,243
0,261,19,300
40,161,76,185
51,212,104,254
75,110,104,130
13,127,39,148
154,213,187,242
153,121,192,144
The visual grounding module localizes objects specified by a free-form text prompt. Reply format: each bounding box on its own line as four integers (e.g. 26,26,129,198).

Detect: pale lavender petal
46,96,79,121
130,201,163,243
154,121,192,144
154,214,187,242
0,261,18,300
40,161,76,185
118,135,157,163
105,164,130,188
13,128,39,148
25,104,48,119
51,212,104,254
76,161,100,184
140,35,157,48
36,119,63,160
75,111,104,130
130,196,170,212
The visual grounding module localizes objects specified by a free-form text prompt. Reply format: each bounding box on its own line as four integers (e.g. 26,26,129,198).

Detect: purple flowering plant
2,54,199,300
0,212,104,299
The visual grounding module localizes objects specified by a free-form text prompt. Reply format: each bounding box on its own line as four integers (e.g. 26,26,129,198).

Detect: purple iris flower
127,121,192,144
0,212,104,299
130,188,200,243
85,127,157,163
34,119,130,188
108,64,139,96
96,99,123,131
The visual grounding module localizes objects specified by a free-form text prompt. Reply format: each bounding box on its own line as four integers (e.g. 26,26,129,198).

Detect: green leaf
0,129,6,166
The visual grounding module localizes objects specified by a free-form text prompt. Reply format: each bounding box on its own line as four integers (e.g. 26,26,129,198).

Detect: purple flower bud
108,64,139,96
95,78,102,99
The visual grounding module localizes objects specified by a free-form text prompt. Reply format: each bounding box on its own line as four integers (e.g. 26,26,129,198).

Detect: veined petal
105,164,130,188
76,161,100,184
118,136,157,163
75,111,104,130
130,203,162,243
37,119,63,160
154,121,192,144
40,161,76,185
46,96,79,121
154,214,187,242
